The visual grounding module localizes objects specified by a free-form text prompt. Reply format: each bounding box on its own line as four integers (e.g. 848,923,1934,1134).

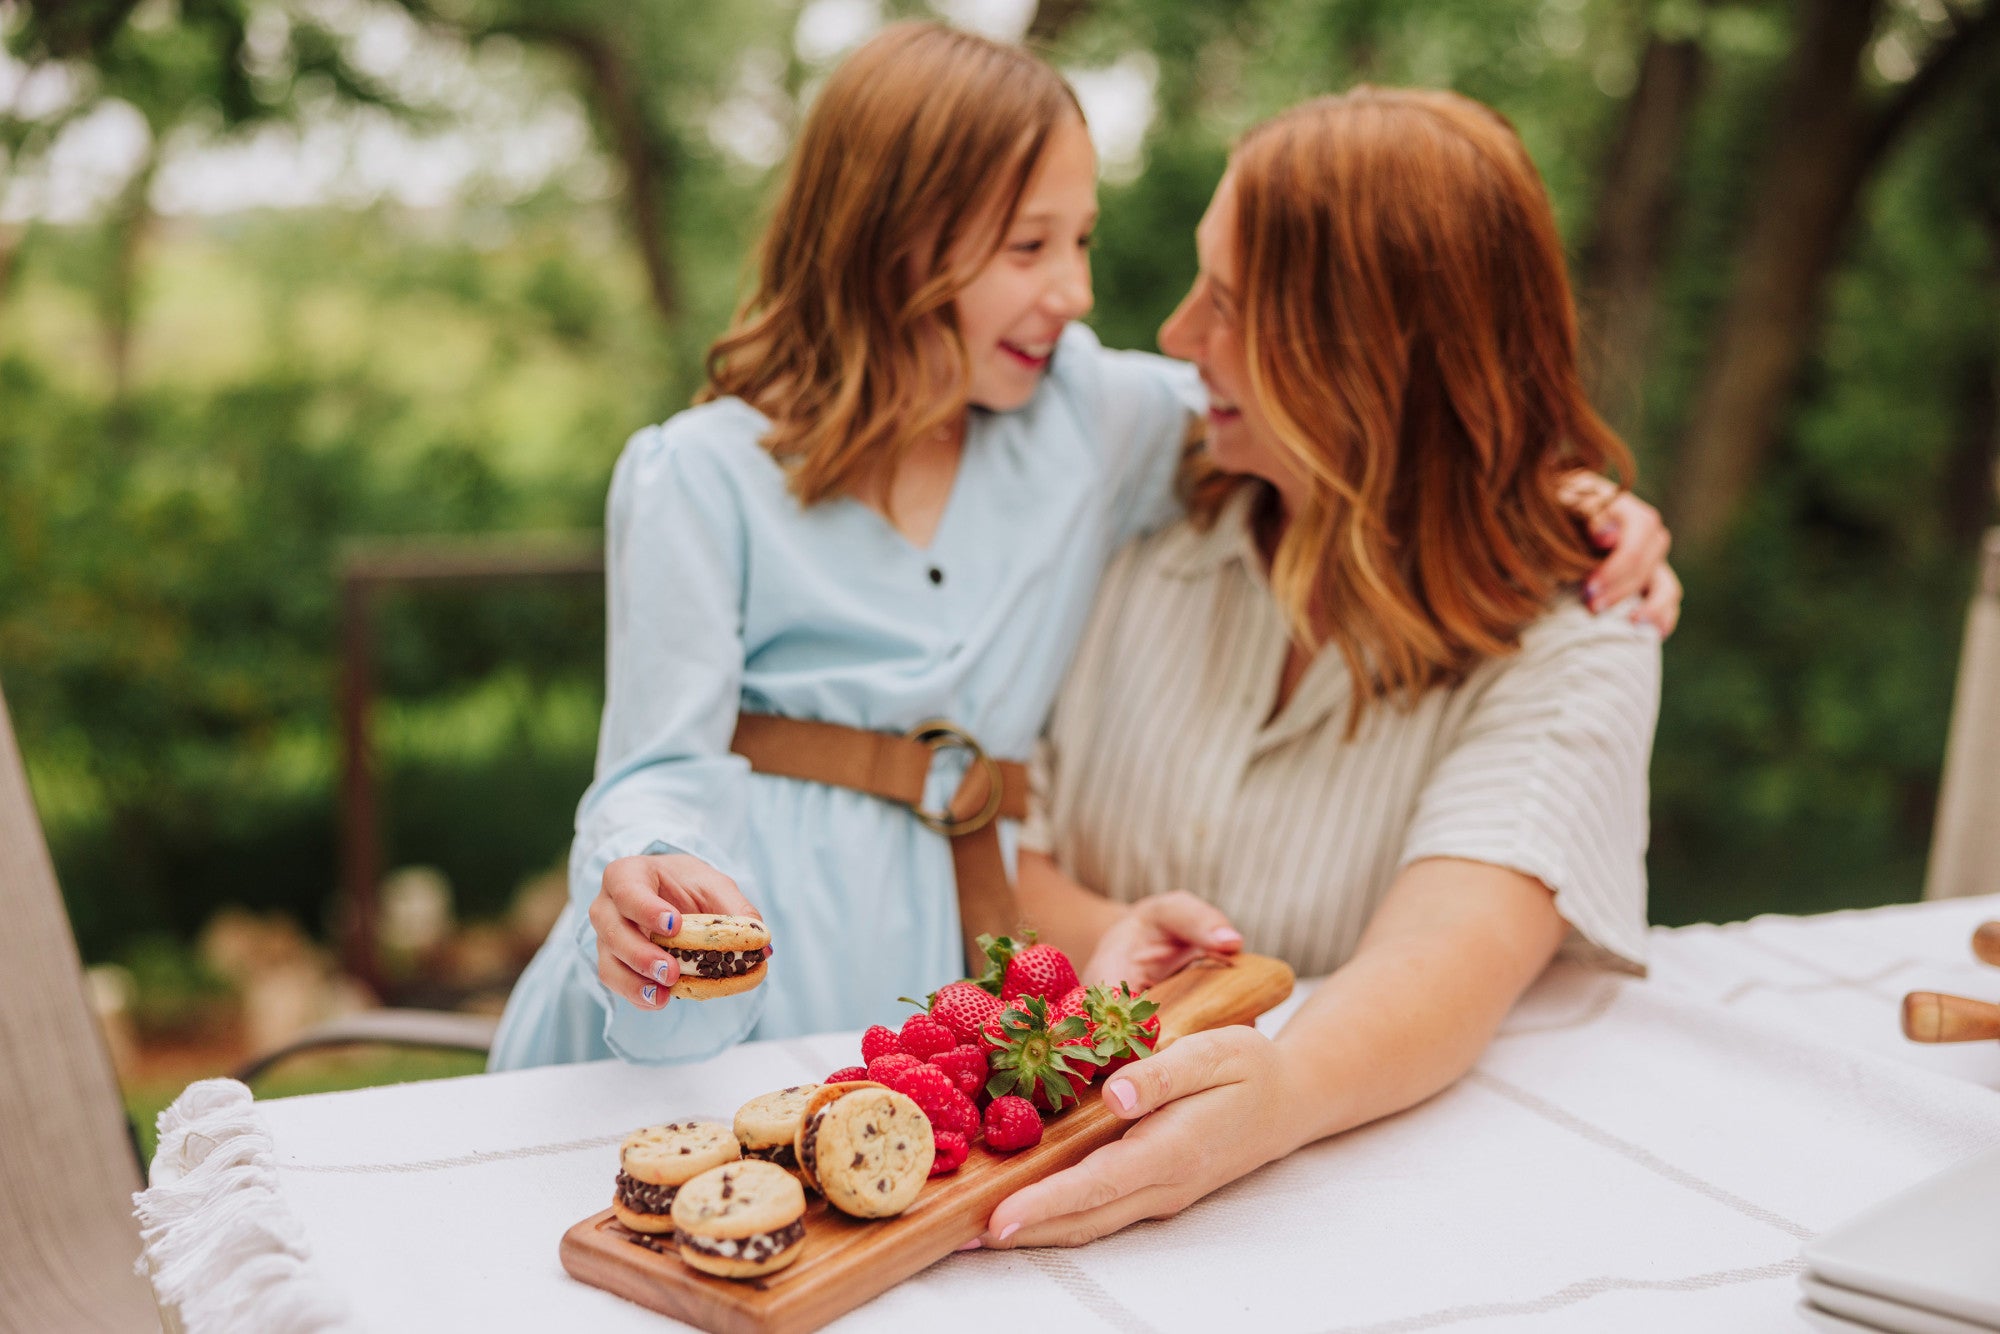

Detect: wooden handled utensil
1902,991,2000,1043
1973,920,2000,969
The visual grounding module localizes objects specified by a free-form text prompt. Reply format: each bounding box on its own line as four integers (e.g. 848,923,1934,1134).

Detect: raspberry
861,1024,902,1064
891,1064,981,1141
867,1052,923,1085
983,1095,1043,1152
929,1130,969,1176
826,1065,868,1083
929,1043,990,1099
898,1012,957,1061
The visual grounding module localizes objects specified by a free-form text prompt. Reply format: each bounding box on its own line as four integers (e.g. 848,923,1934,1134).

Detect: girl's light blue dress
489,326,1200,1069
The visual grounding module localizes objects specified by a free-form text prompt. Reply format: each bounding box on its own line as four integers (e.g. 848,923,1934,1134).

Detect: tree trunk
1579,24,1708,439
1028,0,1092,45
101,145,160,402
486,20,679,326
1667,0,2000,556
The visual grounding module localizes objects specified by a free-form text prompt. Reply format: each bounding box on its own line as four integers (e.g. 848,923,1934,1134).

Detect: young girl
489,27,1676,1071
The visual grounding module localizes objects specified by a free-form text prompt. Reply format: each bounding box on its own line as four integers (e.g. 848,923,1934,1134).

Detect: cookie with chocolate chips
734,1084,819,1179
794,1082,933,1219
613,1121,741,1235
670,1159,809,1279
648,913,771,1000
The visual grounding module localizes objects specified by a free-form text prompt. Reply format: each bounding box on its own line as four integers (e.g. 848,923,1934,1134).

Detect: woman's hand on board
589,853,764,1009
1080,891,1242,991
978,1025,1303,1248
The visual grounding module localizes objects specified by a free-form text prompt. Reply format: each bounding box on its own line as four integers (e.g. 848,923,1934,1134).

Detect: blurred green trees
2,0,1997,966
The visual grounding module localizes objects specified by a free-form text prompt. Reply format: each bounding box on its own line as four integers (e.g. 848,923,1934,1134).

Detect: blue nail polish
653,960,673,984
641,984,658,1004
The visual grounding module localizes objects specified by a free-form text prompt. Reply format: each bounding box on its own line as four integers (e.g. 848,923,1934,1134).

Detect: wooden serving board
561,952,1296,1334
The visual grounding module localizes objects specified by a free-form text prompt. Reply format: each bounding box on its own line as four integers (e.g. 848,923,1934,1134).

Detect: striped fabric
1022,491,1662,978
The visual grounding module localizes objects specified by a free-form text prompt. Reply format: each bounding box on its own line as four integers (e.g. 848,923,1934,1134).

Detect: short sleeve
1054,323,1205,542
1397,601,1661,972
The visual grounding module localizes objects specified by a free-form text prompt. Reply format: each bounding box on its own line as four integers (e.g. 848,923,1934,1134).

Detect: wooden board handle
1902,990,2000,1043
1973,921,2000,969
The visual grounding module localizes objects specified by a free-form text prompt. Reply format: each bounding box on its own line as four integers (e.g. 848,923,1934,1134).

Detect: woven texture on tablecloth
1644,893,2000,1090
132,896,2000,1334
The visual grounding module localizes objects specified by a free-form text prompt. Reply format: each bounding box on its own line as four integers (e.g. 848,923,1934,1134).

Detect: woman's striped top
1021,492,1662,978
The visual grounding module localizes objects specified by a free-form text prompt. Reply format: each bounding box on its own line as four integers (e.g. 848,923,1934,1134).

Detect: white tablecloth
138,895,2000,1333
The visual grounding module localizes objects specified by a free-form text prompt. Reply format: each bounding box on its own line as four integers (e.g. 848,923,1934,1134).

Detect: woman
983,88,1663,1247
491,25,1675,1071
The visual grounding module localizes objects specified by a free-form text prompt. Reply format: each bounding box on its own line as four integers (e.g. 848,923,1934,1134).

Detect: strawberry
1083,982,1161,1075
926,981,1004,1046
982,1095,1043,1152
929,1130,970,1176
973,931,1080,1004
984,994,1105,1112
861,1024,902,1064
1053,985,1091,1032
929,1043,990,1100
891,1064,981,1141
867,1052,923,1086
827,1065,868,1083
897,1012,957,1061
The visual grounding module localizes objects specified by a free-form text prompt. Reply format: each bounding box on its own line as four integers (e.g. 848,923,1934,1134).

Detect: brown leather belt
729,713,1027,973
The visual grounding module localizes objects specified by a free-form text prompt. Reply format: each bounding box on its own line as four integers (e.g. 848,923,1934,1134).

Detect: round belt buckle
904,719,1004,837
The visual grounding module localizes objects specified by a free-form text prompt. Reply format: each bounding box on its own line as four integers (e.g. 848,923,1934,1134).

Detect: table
136,896,2000,1334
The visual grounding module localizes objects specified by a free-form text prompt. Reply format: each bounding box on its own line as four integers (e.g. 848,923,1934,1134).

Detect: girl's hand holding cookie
978,1025,1306,1249
1080,891,1242,991
590,853,766,1010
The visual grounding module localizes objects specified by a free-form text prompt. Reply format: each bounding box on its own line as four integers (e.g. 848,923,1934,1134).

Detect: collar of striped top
1161,487,1264,580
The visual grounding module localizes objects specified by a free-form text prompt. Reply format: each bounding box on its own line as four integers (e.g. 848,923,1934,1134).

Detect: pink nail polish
1108,1080,1137,1113
997,1223,1020,1243
1211,928,1242,948
955,1239,982,1251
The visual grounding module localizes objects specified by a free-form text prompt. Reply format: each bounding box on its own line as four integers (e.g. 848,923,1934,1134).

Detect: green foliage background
2,0,1996,966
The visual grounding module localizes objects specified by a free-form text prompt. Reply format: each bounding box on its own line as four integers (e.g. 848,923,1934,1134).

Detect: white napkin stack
1798,1142,2000,1333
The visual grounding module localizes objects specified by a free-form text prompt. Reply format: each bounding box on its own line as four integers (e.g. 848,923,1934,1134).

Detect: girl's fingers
1140,891,1242,952
1634,565,1684,638
595,940,673,1010
591,907,680,1004
602,859,683,940
1587,519,1667,611
651,855,762,922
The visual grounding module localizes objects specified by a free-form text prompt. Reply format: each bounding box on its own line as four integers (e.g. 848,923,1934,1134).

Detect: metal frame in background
337,533,604,999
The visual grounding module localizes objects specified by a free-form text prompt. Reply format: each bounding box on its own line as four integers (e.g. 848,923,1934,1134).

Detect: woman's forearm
1267,857,1571,1151
1015,849,1127,962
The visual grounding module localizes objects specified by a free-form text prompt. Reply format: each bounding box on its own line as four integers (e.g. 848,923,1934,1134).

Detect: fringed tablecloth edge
134,1077,360,1333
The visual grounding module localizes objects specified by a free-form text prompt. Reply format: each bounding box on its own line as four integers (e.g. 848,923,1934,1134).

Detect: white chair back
0,682,159,1331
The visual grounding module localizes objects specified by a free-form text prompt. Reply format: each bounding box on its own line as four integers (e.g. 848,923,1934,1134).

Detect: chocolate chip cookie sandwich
613,1121,741,1235
734,1084,818,1177
669,1159,809,1279
794,1081,934,1219
648,913,770,999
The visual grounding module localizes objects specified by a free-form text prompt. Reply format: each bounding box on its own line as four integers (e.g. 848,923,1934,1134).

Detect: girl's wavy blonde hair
1185,88,1634,733
700,23,1083,507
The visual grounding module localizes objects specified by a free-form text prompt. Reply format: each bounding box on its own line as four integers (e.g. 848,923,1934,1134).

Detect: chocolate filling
744,1142,798,1170
799,1107,829,1184
668,947,766,979
615,1170,679,1216
676,1218,806,1264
